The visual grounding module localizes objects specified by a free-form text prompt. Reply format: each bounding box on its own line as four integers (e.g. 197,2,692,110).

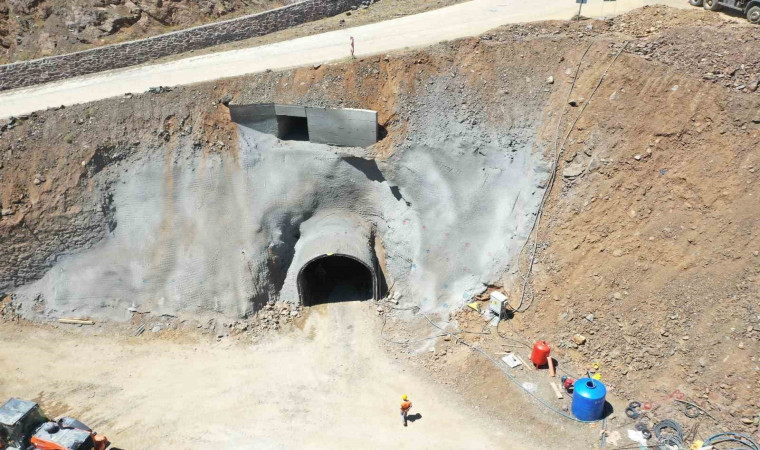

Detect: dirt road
0,0,689,119
0,301,530,449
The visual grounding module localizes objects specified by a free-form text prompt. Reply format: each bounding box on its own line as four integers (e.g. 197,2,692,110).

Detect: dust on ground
0,300,588,449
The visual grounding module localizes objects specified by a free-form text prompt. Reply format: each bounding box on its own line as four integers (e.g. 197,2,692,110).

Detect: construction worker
400,394,412,427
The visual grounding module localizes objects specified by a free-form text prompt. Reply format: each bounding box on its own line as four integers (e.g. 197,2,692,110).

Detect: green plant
63,133,74,144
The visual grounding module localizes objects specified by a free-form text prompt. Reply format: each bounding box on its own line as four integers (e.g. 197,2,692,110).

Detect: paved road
0,0,687,119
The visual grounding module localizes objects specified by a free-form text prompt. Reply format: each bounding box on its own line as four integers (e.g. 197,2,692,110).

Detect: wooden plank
551,382,564,399
58,318,94,325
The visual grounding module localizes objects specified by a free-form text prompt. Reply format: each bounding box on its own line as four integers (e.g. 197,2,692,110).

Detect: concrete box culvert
229,103,378,148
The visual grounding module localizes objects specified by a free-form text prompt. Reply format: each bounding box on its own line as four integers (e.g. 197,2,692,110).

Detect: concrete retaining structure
0,0,363,92
230,103,378,147
307,107,378,147
229,103,279,134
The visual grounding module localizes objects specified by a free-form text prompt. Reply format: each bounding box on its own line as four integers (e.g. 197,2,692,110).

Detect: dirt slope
525,7,760,435
413,6,760,438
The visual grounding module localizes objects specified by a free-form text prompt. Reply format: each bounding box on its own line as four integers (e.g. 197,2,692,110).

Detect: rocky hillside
384,6,759,438
526,6,760,432
0,0,284,64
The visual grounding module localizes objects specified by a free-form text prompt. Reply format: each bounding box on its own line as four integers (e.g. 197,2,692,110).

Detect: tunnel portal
298,254,374,306
279,214,384,307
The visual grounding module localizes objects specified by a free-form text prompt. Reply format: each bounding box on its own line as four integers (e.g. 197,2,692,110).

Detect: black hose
703,432,760,450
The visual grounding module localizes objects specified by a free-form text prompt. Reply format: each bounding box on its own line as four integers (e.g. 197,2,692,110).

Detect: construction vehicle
689,0,760,24
0,399,109,450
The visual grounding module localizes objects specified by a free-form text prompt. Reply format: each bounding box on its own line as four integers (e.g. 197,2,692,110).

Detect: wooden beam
58,318,94,325
551,382,564,399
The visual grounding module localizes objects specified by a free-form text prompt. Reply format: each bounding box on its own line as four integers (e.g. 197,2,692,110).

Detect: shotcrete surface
18,120,545,319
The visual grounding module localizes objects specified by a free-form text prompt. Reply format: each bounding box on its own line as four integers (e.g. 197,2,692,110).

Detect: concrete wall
230,103,378,148
229,103,278,135
0,0,363,92
306,107,378,148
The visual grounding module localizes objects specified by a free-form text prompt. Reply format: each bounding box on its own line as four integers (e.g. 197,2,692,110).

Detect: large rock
97,3,141,35
91,0,124,6
65,7,107,32
8,0,41,14
562,162,585,178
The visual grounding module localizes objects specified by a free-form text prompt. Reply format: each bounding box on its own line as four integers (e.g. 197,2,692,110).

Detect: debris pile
129,301,303,341
0,294,19,321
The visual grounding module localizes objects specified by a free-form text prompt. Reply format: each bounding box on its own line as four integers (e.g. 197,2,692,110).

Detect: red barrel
531,341,551,367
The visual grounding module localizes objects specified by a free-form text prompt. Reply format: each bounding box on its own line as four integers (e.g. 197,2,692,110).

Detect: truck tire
689,0,703,6
703,0,721,10
747,5,760,23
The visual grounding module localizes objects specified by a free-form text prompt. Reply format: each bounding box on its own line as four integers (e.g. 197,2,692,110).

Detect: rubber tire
747,5,760,24
689,0,703,6
704,0,721,11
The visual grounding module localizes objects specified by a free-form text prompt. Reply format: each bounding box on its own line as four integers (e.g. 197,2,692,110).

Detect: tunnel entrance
277,115,310,141
298,255,373,306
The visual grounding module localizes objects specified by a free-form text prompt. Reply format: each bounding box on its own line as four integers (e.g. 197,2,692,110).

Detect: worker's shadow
407,413,422,423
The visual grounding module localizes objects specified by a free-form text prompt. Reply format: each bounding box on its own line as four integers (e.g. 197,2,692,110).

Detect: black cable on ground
419,311,601,424
379,302,605,424
380,304,489,345
513,39,595,313
495,319,532,348
653,419,684,450
380,305,441,345
673,399,718,423
703,432,760,450
514,40,629,313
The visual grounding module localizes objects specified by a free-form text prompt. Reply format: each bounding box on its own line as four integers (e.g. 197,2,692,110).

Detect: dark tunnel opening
298,255,374,306
276,115,309,141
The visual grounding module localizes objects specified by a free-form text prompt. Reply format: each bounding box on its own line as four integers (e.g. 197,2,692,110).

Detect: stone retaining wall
0,0,363,92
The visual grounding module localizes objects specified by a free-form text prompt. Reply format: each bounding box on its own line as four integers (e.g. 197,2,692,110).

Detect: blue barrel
571,378,607,421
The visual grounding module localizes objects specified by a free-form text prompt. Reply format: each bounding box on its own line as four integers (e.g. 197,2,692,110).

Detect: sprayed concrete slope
17,107,546,319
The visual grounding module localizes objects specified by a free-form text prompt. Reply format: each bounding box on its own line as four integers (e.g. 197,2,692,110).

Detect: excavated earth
1,4,759,447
